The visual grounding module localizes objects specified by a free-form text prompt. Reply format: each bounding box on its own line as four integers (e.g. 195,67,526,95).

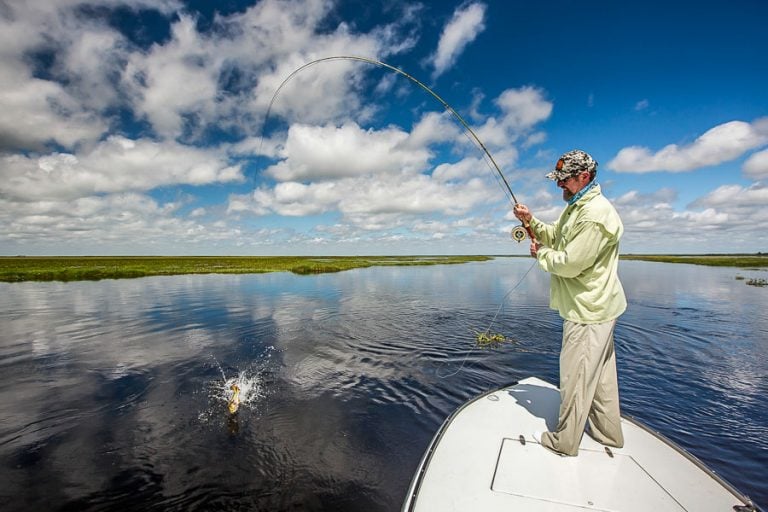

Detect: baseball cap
545,149,598,181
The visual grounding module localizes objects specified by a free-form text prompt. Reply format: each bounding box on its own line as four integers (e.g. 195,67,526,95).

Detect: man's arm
536,221,606,277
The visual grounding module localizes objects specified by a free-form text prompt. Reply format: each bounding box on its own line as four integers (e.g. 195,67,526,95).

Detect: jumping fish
227,384,241,414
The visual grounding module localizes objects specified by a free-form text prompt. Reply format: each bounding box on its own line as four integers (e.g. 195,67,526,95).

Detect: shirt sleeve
529,216,556,246
536,221,606,278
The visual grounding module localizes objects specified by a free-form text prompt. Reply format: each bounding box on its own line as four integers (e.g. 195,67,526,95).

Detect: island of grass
0,255,493,283
621,253,768,268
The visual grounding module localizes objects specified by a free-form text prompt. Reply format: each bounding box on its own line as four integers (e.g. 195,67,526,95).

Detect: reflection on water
0,259,766,511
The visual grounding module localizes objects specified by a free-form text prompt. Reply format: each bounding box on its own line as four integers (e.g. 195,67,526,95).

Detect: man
513,149,626,456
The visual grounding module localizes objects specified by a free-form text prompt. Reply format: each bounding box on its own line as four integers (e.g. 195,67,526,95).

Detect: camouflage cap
545,149,598,181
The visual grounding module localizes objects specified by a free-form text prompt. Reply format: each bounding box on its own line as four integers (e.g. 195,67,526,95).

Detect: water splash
220,370,263,411
205,351,273,418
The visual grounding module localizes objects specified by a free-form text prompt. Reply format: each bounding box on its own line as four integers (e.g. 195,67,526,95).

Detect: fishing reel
511,225,528,243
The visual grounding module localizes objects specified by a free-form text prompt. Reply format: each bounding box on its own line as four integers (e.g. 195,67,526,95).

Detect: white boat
402,376,758,512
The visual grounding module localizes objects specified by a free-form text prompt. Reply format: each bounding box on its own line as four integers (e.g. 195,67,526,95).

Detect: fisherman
513,149,626,456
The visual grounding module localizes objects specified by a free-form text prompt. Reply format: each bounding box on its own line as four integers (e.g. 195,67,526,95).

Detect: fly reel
511,225,528,243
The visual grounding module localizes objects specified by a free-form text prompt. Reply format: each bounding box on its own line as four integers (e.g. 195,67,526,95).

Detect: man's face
557,171,590,201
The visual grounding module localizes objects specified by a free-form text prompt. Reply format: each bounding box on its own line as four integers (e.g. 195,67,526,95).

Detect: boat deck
403,377,755,512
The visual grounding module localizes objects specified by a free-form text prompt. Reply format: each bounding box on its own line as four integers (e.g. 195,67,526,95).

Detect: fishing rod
263,55,535,243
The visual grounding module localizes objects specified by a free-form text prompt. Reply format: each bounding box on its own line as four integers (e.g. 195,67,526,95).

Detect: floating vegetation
746,278,767,287
475,331,510,347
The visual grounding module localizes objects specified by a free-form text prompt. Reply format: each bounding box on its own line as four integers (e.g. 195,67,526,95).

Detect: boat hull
402,377,756,511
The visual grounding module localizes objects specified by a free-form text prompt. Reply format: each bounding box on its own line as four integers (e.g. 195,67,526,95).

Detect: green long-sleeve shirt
529,184,627,324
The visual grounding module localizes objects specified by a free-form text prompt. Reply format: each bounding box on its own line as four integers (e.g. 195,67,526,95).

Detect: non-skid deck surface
404,377,749,512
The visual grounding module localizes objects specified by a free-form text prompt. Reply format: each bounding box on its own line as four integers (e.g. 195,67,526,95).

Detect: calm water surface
1,258,766,511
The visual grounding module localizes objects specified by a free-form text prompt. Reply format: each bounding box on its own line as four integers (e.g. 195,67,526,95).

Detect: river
0,258,766,511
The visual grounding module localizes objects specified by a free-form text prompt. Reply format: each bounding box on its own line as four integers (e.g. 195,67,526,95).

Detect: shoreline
1,254,766,283
0,255,492,283
620,254,768,267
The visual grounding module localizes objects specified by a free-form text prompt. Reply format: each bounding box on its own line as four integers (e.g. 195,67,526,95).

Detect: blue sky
1,0,766,255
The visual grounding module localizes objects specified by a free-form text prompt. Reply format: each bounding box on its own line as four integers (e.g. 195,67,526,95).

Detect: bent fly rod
264,55,535,242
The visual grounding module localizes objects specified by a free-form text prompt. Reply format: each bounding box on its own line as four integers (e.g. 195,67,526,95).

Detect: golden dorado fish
227,384,240,414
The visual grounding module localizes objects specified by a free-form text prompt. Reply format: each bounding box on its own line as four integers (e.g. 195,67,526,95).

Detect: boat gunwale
401,380,519,512
620,413,758,510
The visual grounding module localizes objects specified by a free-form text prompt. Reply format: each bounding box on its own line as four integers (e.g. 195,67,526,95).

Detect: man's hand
513,204,532,223
530,241,541,258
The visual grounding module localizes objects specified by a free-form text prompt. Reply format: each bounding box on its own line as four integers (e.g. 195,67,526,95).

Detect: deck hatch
492,437,687,511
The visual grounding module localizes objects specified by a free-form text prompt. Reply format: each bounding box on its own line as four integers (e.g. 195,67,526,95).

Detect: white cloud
405,112,460,149
430,2,487,79
608,118,768,173
743,148,768,180
471,86,552,149
264,122,432,181
1,136,242,201
583,183,768,253
0,73,107,151
0,0,553,255
432,157,485,182
613,188,678,208
1,0,416,148
123,15,220,139
0,0,183,151
690,182,768,208
634,99,649,111
231,171,495,222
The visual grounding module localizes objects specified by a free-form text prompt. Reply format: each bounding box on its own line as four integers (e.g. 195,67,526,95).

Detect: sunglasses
557,170,589,183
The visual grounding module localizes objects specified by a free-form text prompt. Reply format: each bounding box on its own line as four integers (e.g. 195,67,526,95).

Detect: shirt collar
568,180,597,206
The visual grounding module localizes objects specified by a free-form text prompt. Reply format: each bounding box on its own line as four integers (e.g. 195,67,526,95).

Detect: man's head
546,150,598,202
545,149,597,182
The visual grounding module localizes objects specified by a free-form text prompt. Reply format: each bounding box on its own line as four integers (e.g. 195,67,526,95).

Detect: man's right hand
513,204,532,223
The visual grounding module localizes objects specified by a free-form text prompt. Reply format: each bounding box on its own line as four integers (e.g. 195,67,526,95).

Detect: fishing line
434,259,539,379
260,56,545,377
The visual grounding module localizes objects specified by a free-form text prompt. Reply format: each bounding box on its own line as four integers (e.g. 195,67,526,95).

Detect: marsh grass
621,254,768,268
0,255,492,283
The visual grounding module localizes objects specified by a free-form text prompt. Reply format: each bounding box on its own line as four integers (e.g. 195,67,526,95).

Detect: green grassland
2,254,766,283
620,254,768,267
0,255,493,283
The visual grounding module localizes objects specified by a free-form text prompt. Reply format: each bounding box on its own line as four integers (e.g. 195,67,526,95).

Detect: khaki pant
541,319,624,456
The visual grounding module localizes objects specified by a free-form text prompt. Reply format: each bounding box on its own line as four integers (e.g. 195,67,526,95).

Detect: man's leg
587,323,624,447
541,319,618,456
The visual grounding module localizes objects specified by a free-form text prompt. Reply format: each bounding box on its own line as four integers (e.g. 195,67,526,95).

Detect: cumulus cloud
405,112,460,149
0,0,553,254
264,122,432,181
743,148,768,180
432,157,485,182
1,137,242,201
2,193,189,246
472,86,553,148
0,0,183,151
586,182,768,254
230,172,495,222
690,182,768,209
608,118,768,173
430,2,487,79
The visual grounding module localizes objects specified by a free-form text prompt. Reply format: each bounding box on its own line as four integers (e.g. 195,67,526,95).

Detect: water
0,258,766,511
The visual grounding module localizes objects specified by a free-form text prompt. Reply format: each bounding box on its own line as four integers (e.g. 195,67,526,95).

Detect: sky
1,0,766,256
